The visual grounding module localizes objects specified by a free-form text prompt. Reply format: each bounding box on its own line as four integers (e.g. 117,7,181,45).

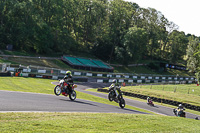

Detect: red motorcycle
54,79,77,101
147,99,154,106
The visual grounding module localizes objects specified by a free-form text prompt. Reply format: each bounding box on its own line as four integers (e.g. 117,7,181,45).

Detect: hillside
0,50,194,76
1,0,199,68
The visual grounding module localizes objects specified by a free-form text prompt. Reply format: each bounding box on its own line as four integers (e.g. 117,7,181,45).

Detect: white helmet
112,79,117,83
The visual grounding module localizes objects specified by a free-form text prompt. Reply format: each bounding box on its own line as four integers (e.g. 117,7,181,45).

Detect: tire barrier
42,75,52,79
97,88,200,112
28,74,36,77
0,71,11,76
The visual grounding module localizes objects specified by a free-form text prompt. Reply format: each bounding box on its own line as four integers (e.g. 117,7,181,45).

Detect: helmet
112,79,117,83
179,104,182,107
66,71,72,76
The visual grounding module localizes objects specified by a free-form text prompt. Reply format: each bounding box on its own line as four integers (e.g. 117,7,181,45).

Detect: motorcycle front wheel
119,98,125,108
108,92,114,101
54,85,62,96
69,90,76,101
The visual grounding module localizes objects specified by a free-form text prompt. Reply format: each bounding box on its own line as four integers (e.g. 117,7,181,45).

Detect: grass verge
0,77,200,132
87,88,200,116
119,84,200,107
0,112,200,133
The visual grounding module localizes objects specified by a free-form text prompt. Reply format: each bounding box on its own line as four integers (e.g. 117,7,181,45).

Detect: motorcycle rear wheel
119,98,125,108
69,90,76,101
54,85,62,96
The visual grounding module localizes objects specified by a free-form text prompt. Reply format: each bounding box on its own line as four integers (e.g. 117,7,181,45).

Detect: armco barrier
97,88,200,112
2,64,195,84
14,73,88,82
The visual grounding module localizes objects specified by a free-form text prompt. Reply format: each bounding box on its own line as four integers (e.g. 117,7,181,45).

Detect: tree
108,0,136,63
136,7,172,60
123,26,148,64
186,36,200,73
168,30,188,63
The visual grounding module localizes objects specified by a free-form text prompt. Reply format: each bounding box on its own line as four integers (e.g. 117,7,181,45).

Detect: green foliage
186,36,200,82
148,62,160,70
168,30,188,63
0,0,199,66
123,26,148,63
186,36,200,72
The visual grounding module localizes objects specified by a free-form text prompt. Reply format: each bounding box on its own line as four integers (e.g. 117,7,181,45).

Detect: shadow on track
59,99,98,107
119,107,149,114
146,105,159,108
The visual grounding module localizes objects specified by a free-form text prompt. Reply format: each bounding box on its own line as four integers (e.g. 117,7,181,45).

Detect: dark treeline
0,0,200,66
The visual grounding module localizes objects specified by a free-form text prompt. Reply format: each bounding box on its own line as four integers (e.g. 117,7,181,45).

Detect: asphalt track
0,82,199,119
76,82,200,119
0,90,146,114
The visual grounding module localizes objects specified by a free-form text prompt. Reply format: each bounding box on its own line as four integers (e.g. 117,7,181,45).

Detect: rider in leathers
176,104,185,116
109,79,121,98
63,71,73,93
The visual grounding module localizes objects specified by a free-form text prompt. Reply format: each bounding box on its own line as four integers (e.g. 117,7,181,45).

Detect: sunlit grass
1,77,200,132
118,84,200,106
0,112,199,133
87,88,200,116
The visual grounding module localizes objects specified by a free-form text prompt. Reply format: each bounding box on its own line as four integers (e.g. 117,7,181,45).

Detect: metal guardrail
0,63,195,84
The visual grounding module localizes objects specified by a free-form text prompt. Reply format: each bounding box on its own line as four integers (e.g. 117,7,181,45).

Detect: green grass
0,57,18,64
113,65,157,74
87,88,200,116
3,50,34,56
118,84,200,107
162,68,194,76
1,57,72,69
0,77,55,94
51,59,72,69
113,65,193,76
1,77,200,132
0,112,200,133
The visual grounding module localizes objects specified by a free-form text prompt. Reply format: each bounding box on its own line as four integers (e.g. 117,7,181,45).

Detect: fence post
174,86,177,93
188,88,190,94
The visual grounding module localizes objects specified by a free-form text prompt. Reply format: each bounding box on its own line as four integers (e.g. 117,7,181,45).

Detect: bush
148,62,160,70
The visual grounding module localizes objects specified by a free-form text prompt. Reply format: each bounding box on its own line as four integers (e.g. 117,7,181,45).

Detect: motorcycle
173,108,186,117
54,79,77,101
147,99,154,106
108,86,125,108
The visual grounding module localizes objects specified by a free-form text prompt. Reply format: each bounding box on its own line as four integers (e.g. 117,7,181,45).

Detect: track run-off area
0,82,199,119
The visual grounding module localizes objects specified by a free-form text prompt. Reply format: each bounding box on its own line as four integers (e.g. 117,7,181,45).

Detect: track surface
76,82,200,119
0,82,199,119
0,90,146,114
